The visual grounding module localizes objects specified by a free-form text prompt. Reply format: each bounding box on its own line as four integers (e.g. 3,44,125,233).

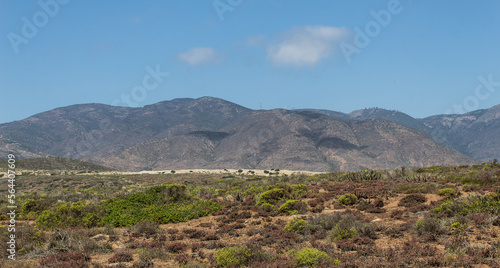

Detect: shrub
39,252,91,267
289,247,338,267
133,257,155,268
398,194,427,207
307,211,376,240
154,183,189,202
129,220,159,236
256,188,289,206
284,218,307,233
0,223,45,258
216,244,275,267
43,228,112,254
21,198,57,219
390,209,405,219
165,242,187,253
136,248,167,260
415,217,444,236
373,198,384,208
450,221,466,230
109,251,133,263
438,188,457,198
338,194,357,206
216,246,253,267
279,200,308,215
329,221,359,242
36,201,104,230
104,191,220,227
291,184,308,196
431,194,500,217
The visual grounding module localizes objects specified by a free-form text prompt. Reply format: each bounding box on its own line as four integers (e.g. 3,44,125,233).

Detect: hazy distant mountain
0,97,485,172
305,105,500,161
420,104,500,161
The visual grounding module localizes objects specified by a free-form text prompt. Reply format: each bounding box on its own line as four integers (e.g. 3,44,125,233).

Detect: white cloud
267,26,351,67
178,47,218,66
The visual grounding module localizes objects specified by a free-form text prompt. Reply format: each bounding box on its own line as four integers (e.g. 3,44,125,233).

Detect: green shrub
259,202,274,212
279,200,308,215
291,184,308,196
450,222,466,230
289,247,337,267
438,188,457,198
243,185,263,196
338,193,357,206
395,183,440,194
36,201,104,230
101,184,220,227
284,218,307,233
21,198,57,219
431,194,500,217
215,245,274,267
329,220,359,242
215,246,252,267
104,199,220,227
257,188,289,206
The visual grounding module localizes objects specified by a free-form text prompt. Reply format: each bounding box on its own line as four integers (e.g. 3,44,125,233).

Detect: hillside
96,109,473,171
0,157,114,172
0,97,484,171
305,105,500,161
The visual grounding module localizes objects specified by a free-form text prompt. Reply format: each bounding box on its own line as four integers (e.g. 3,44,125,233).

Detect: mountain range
1,97,498,172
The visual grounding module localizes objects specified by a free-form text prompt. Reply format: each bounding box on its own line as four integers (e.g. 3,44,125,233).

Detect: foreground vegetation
1,161,500,267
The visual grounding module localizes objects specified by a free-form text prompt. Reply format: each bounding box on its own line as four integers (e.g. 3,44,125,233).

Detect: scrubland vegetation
1,161,500,267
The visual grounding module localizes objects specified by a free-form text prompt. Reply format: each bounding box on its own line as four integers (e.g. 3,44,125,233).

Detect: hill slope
305,105,500,161
0,97,481,171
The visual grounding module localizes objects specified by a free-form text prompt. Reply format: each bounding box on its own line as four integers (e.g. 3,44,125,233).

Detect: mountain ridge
1,97,495,171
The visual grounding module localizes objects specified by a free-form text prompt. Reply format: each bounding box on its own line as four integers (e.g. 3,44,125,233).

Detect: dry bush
169,233,185,241
182,228,198,234
108,251,133,263
398,194,427,207
198,222,213,228
39,252,91,268
414,216,445,237
0,223,46,259
166,228,179,234
165,242,187,253
307,210,377,240
129,220,159,236
132,257,154,268
390,209,405,219
205,241,226,250
373,198,384,208
45,228,112,254
137,247,167,260
468,213,489,226
188,230,207,239
201,234,220,241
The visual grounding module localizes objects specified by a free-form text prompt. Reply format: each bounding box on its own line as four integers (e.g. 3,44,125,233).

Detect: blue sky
1,0,499,124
